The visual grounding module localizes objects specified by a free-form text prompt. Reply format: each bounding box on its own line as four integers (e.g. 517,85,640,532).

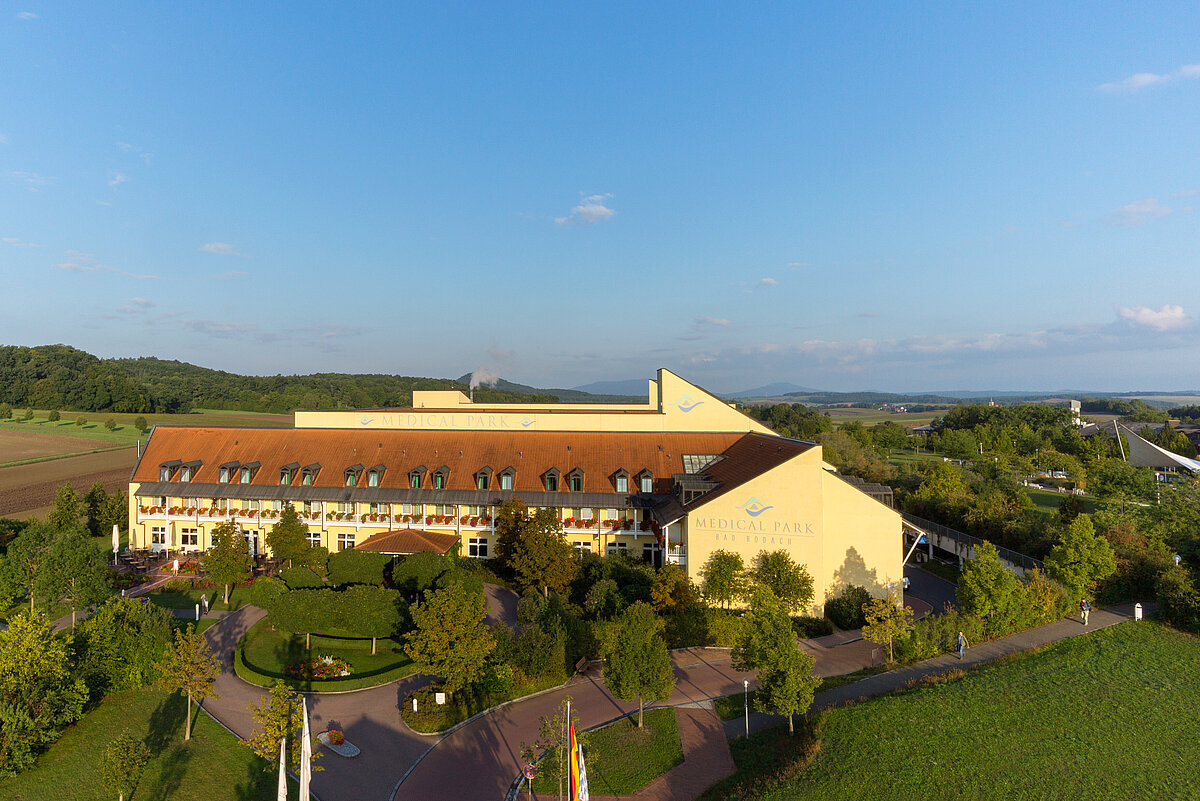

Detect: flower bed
285,654,352,680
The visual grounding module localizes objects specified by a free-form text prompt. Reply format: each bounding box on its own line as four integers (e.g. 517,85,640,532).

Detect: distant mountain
455,374,641,404
726,382,822,399
571,379,650,396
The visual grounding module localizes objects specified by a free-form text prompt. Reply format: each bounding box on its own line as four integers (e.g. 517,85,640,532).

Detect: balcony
665,545,686,567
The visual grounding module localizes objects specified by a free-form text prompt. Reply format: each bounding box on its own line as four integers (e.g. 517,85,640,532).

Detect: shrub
281,567,324,590
705,608,747,647
664,603,710,648
134,416,148,432
104,417,117,431
1157,567,1200,632
75,415,87,427
251,576,288,610
824,585,872,630
164,578,192,592
392,552,450,594
326,548,390,586
894,608,987,663
48,410,61,422
74,597,174,698
792,615,835,639
434,568,483,598
0,403,11,419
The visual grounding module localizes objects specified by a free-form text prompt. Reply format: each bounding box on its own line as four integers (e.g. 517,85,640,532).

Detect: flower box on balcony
426,516,435,524
139,506,148,513
461,516,470,524
469,517,478,526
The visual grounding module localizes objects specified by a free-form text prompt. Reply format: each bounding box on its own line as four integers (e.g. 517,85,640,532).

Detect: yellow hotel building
129,369,901,611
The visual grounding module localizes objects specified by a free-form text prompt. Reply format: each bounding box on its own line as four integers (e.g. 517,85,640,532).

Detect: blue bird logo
670,394,705,413
359,416,375,426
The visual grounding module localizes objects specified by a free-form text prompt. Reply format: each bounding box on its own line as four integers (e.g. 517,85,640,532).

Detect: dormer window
409,465,427,489
239,462,260,485
180,466,191,483
612,469,629,494
159,460,181,482
543,468,560,492
280,463,299,486
219,461,239,484
367,464,386,488
475,466,493,491
499,467,516,491
345,464,363,487
432,466,450,490
301,463,321,486
240,468,251,484
637,470,654,493
566,467,584,493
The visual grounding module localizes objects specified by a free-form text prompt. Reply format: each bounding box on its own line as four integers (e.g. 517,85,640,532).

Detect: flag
299,697,311,800
277,736,288,801
569,721,589,801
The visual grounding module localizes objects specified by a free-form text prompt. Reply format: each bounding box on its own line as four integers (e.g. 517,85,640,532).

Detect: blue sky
1,3,1197,393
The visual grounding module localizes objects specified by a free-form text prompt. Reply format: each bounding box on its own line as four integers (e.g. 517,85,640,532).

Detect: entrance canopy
355,528,461,555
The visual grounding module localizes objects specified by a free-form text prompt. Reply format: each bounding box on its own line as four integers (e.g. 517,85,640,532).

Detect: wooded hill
0,345,556,415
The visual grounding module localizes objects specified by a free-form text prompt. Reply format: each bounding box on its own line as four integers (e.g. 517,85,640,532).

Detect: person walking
201,593,209,616
956,631,968,660
1080,598,1091,626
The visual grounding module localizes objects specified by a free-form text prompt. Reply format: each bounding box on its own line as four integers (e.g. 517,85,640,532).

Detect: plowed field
0,429,116,463
0,448,138,518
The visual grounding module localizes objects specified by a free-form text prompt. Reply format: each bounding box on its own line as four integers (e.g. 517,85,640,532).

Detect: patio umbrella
112,524,120,555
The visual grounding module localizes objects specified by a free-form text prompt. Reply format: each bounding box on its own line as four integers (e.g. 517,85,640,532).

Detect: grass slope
531,708,683,795
753,622,1200,800
0,688,280,801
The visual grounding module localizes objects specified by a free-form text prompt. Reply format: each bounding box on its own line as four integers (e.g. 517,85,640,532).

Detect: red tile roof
132,427,805,495
355,528,459,555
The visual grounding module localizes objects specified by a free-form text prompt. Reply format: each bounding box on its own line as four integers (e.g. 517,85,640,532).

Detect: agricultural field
824,407,949,426
747,622,1200,801
0,410,290,519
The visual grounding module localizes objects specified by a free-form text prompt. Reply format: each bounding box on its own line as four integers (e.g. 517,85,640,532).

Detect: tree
100,731,150,801
133,416,148,432
1044,514,1117,600
872,421,907,455
493,497,528,569
47,482,84,534
699,550,746,609
337,585,404,654
203,521,253,605
241,680,323,775
520,695,579,801
266,504,323,569
23,408,34,421
36,529,111,627
392,551,450,595
74,596,175,698
157,625,220,742
732,586,819,735
83,482,127,540
0,521,54,611
508,507,577,598
650,562,695,613
861,585,915,663
404,582,495,694
602,601,675,728
267,588,331,648
0,612,88,775
584,578,625,620
47,409,60,423
956,541,1021,626
0,403,11,419
75,415,86,427
104,417,117,431
751,550,814,613
326,548,389,586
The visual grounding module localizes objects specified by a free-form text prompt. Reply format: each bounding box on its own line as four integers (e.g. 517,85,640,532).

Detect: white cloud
1,237,38,248
56,251,159,280
555,193,615,225
15,11,37,20
758,277,778,287
1171,189,1198,198
694,316,731,328
1099,63,1200,93
116,297,156,314
1118,304,1191,331
1108,198,1171,227
199,242,243,256
7,171,54,191
109,172,127,187
183,319,258,338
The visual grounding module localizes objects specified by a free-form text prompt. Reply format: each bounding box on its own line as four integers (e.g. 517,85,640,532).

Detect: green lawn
0,688,284,801
401,672,565,732
919,559,962,585
530,708,683,795
147,587,256,613
236,619,417,691
2,408,291,448
714,622,1200,800
1026,487,1099,516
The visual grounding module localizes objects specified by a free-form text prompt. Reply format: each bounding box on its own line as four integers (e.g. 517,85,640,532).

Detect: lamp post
743,678,750,738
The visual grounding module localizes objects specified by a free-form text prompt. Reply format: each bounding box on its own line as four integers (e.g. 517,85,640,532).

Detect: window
368,471,379,487
500,473,514,490
262,499,278,512
401,503,415,515
345,472,356,487
301,463,320,486
368,502,386,515
247,499,260,511
468,537,489,558
544,474,559,492
566,468,584,492
580,507,594,520
410,471,423,489
212,497,228,511
607,542,628,556
188,497,200,509
180,527,199,549
303,501,321,516
303,471,314,486
606,508,618,520
615,475,628,493
219,467,231,483
639,473,654,493
643,543,658,563
240,467,252,484
151,526,166,545
466,505,486,517
181,466,192,482
433,472,445,489
435,504,456,516
337,501,354,514
574,541,592,556
160,466,170,481
280,468,291,485
306,530,321,547
477,473,489,490
682,454,722,474
337,531,355,551
156,495,167,508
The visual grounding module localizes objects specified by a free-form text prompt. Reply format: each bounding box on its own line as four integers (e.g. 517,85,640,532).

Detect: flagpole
299,697,311,800
277,736,288,801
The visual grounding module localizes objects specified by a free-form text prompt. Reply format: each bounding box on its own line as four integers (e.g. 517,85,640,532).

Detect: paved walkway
723,601,1144,739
